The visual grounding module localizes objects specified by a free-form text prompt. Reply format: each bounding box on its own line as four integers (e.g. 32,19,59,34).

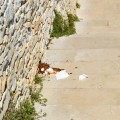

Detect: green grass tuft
34,75,43,86
3,75,47,120
50,10,79,37
76,3,80,8
3,99,37,120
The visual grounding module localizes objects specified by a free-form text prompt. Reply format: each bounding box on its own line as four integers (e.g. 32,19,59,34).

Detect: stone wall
0,0,77,119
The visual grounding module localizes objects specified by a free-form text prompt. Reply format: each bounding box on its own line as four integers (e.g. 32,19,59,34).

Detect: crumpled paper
55,70,69,80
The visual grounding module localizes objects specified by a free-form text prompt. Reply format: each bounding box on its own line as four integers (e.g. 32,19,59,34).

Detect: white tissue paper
55,70,69,80
46,68,54,73
79,74,88,80
45,68,54,75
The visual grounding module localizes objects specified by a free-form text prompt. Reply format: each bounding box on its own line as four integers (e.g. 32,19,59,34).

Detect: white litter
41,68,45,71
55,70,69,80
46,68,54,73
79,74,88,80
45,71,48,75
45,68,54,75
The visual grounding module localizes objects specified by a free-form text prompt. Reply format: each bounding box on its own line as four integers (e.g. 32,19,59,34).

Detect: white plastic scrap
55,70,69,80
45,68,54,75
47,68,54,73
79,74,88,80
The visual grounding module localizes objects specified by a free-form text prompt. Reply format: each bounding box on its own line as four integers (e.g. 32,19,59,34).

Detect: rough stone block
4,3,14,25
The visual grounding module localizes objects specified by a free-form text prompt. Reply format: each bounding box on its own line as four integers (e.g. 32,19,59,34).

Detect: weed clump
3,75,47,120
3,99,37,120
34,75,43,85
76,3,80,8
31,75,47,104
50,10,79,37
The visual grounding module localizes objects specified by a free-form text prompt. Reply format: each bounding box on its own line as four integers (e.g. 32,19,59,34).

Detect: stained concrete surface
35,0,120,119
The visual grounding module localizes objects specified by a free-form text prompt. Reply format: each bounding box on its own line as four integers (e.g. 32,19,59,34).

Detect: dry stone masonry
0,0,77,119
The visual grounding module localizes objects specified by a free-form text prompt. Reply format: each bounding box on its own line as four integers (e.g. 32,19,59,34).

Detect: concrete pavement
36,0,120,119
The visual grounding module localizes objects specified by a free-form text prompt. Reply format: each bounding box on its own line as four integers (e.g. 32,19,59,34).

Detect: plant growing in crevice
76,2,80,8
29,87,47,105
30,75,47,105
3,99,37,120
3,75,47,120
51,10,79,37
34,75,43,86
69,14,79,22
50,10,66,37
66,13,79,35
